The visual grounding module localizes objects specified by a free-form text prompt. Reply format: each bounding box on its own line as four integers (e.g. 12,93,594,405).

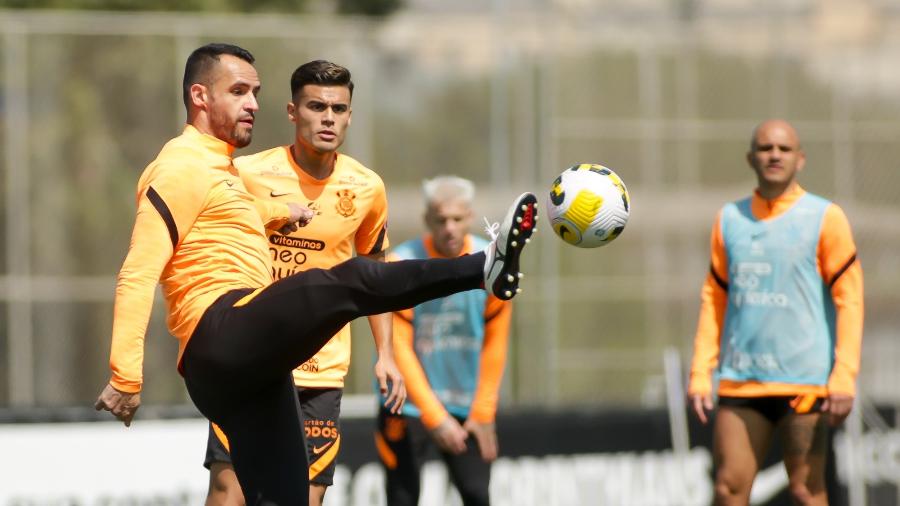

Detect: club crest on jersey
336,189,356,217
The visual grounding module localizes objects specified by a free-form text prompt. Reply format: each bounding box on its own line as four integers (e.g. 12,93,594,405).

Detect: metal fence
2,4,899,411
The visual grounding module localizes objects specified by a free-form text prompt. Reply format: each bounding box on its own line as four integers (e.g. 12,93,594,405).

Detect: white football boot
483,192,538,300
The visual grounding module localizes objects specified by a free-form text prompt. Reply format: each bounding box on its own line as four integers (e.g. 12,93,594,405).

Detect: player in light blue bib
375,176,514,506
687,120,864,506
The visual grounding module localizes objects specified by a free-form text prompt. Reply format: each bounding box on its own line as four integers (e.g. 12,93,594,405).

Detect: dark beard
231,127,252,148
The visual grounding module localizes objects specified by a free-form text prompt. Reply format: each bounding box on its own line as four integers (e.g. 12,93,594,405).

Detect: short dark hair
182,43,255,112
290,60,354,100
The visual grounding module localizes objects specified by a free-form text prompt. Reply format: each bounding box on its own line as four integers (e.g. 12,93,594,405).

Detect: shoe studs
486,192,537,301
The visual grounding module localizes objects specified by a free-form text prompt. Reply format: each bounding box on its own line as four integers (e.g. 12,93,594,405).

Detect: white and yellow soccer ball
546,163,630,248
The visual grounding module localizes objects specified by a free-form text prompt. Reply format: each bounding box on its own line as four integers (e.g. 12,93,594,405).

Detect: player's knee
713,470,750,500
713,483,735,502
207,467,245,506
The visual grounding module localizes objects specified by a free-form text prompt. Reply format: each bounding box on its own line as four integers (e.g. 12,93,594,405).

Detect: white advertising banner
0,418,718,506
1,417,883,506
1,419,210,505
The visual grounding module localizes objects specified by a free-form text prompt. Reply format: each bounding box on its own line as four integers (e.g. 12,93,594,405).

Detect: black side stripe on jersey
367,225,387,255
710,264,728,291
829,253,857,288
146,186,178,249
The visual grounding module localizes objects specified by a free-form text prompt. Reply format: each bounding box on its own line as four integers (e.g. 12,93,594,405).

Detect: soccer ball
546,164,630,248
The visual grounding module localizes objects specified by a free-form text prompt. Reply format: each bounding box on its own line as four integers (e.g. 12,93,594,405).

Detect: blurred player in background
375,176,513,506
94,42,538,506
203,59,401,506
688,119,864,505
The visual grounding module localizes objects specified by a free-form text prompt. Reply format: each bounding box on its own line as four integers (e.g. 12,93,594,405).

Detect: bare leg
206,462,246,506
713,406,776,506
780,412,829,505
309,484,327,506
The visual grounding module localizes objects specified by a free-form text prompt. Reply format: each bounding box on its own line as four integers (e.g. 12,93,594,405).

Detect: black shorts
204,387,343,486
375,408,491,506
718,394,825,424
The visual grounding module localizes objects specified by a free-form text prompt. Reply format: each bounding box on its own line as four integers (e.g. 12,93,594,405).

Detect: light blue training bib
718,193,836,386
379,236,491,420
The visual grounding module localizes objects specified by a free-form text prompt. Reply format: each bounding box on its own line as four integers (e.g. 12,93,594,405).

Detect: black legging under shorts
181,254,485,505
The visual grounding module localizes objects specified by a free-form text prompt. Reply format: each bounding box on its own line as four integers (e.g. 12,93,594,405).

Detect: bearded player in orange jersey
203,60,401,506
94,43,538,506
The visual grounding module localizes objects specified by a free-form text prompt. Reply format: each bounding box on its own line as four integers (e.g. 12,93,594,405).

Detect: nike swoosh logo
312,441,335,455
225,180,235,187
270,190,292,197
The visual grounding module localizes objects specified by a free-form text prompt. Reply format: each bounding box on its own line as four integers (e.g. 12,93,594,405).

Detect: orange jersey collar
284,146,342,185
423,234,474,258
183,124,236,157
751,184,806,220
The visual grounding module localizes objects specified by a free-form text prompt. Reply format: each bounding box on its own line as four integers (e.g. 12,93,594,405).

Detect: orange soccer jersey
237,146,389,388
108,126,292,393
688,185,864,399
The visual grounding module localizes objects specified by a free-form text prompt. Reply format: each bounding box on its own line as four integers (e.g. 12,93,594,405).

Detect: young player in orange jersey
688,119,864,505
203,60,400,506
375,176,512,506
94,43,538,506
